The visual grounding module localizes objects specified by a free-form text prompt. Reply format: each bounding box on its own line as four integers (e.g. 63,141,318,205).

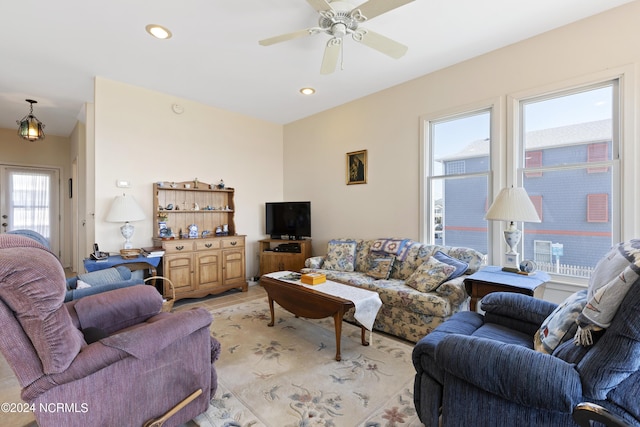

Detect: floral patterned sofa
301,238,486,343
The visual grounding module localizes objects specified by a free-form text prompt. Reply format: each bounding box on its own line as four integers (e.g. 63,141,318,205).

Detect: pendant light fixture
17,99,45,141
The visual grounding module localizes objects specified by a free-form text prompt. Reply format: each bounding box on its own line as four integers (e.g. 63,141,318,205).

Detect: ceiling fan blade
259,29,313,46
352,0,415,21
320,38,342,75
307,0,333,12
356,29,408,59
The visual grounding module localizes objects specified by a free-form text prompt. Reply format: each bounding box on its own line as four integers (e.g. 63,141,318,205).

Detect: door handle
1,215,7,219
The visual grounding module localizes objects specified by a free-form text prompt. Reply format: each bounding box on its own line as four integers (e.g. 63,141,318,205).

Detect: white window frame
506,66,634,286
419,97,503,247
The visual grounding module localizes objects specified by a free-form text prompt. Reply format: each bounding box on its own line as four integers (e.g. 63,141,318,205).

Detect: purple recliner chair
0,234,221,427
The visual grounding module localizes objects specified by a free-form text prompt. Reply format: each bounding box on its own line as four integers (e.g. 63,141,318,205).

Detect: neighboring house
438,119,612,272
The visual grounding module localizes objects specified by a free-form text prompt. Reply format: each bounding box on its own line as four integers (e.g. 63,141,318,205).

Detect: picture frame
346,149,367,185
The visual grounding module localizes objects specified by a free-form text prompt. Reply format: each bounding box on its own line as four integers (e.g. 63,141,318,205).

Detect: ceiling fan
259,0,415,74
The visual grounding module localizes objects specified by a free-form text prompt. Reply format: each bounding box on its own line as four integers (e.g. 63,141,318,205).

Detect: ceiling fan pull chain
340,41,345,71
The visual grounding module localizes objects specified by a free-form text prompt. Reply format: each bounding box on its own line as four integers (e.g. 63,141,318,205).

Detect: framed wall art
346,149,367,185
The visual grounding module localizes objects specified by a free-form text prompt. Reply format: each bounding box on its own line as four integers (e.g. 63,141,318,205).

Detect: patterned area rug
190,297,422,427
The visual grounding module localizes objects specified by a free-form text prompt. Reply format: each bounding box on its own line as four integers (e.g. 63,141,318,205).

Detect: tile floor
0,283,267,427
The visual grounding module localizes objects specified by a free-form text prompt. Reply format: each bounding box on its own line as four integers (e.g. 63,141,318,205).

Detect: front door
0,165,60,257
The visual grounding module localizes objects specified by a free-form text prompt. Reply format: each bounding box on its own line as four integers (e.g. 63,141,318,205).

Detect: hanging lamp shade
17,99,45,141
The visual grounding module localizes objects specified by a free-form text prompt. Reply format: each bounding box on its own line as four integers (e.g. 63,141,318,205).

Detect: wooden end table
259,274,370,361
464,265,550,311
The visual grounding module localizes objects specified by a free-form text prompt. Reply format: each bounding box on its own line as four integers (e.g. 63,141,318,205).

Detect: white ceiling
0,0,634,137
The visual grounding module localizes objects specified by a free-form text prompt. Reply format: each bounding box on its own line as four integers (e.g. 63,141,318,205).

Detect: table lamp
105,194,146,249
485,186,541,272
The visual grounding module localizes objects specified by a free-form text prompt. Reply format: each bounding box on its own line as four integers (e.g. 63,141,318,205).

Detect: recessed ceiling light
145,24,172,40
300,87,316,95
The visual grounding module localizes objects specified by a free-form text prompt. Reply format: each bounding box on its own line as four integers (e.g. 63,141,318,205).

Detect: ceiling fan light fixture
299,87,316,95
145,24,172,39
16,99,45,141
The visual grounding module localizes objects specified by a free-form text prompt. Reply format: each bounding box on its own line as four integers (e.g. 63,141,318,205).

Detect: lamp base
502,252,521,273
121,222,135,250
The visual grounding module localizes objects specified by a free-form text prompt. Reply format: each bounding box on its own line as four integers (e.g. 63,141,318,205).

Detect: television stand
259,239,312,275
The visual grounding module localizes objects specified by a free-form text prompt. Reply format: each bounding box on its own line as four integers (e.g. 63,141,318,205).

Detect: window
587,142,609,173
529,195,543,221
421,109,492,253
519,82,618,277
524,151,543,178
446,161,465,175
534,240,552,264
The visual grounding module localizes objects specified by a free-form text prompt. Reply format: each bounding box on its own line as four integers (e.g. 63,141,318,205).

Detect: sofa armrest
480,292,557,336
436,334,582,413
435,276,468,306
67,285,162,335
305,256,325,268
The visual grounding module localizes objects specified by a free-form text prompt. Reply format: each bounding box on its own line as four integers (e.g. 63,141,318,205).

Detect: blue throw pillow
433,251,468,279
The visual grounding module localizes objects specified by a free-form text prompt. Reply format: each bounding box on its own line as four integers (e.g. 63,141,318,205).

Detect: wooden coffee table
259,274,369,361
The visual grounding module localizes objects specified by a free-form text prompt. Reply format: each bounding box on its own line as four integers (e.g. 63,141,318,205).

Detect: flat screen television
265,201,311,240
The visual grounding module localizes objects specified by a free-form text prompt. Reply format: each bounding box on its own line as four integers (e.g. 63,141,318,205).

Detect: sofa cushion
433,251,468,279
534,289,588,354
323,239,358,272
365,254,395,279
406,257,456,293
390,243,438,280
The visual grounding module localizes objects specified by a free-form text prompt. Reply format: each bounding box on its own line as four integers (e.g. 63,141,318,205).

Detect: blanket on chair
574,239,640,346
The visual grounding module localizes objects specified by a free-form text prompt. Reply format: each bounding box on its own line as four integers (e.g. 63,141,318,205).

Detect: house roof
438,119,612,161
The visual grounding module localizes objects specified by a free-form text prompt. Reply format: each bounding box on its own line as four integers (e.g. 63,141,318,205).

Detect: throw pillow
365,254,395,279
323,239,357,272
406,256,456,293
433,250,469,279
534,289,588,354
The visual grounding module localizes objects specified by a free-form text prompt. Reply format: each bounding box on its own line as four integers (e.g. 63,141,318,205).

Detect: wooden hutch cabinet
153,181,247,301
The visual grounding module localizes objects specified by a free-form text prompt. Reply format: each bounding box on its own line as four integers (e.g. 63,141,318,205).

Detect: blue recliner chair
65,265,145,302
412,240,640,427
7,229,49,248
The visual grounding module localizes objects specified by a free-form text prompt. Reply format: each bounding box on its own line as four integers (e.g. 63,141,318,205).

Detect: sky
432,84,613,162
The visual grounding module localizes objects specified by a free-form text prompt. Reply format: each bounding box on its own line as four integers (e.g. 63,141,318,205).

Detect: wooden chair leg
142,389,203,427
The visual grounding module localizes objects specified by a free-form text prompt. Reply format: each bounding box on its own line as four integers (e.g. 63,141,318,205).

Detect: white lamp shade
105,194,146,223
485,187,541,223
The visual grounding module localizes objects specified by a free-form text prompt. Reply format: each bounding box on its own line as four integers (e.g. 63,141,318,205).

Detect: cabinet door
164,253,195,294
260,253,287,275
223,249,245,285
196,250,222,290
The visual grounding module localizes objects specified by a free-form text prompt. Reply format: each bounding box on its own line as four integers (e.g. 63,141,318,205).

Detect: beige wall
283,1,640,261
93,78,284,278
0,128,72,266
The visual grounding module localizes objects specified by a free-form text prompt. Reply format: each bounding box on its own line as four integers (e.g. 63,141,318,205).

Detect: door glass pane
8,169,52,239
